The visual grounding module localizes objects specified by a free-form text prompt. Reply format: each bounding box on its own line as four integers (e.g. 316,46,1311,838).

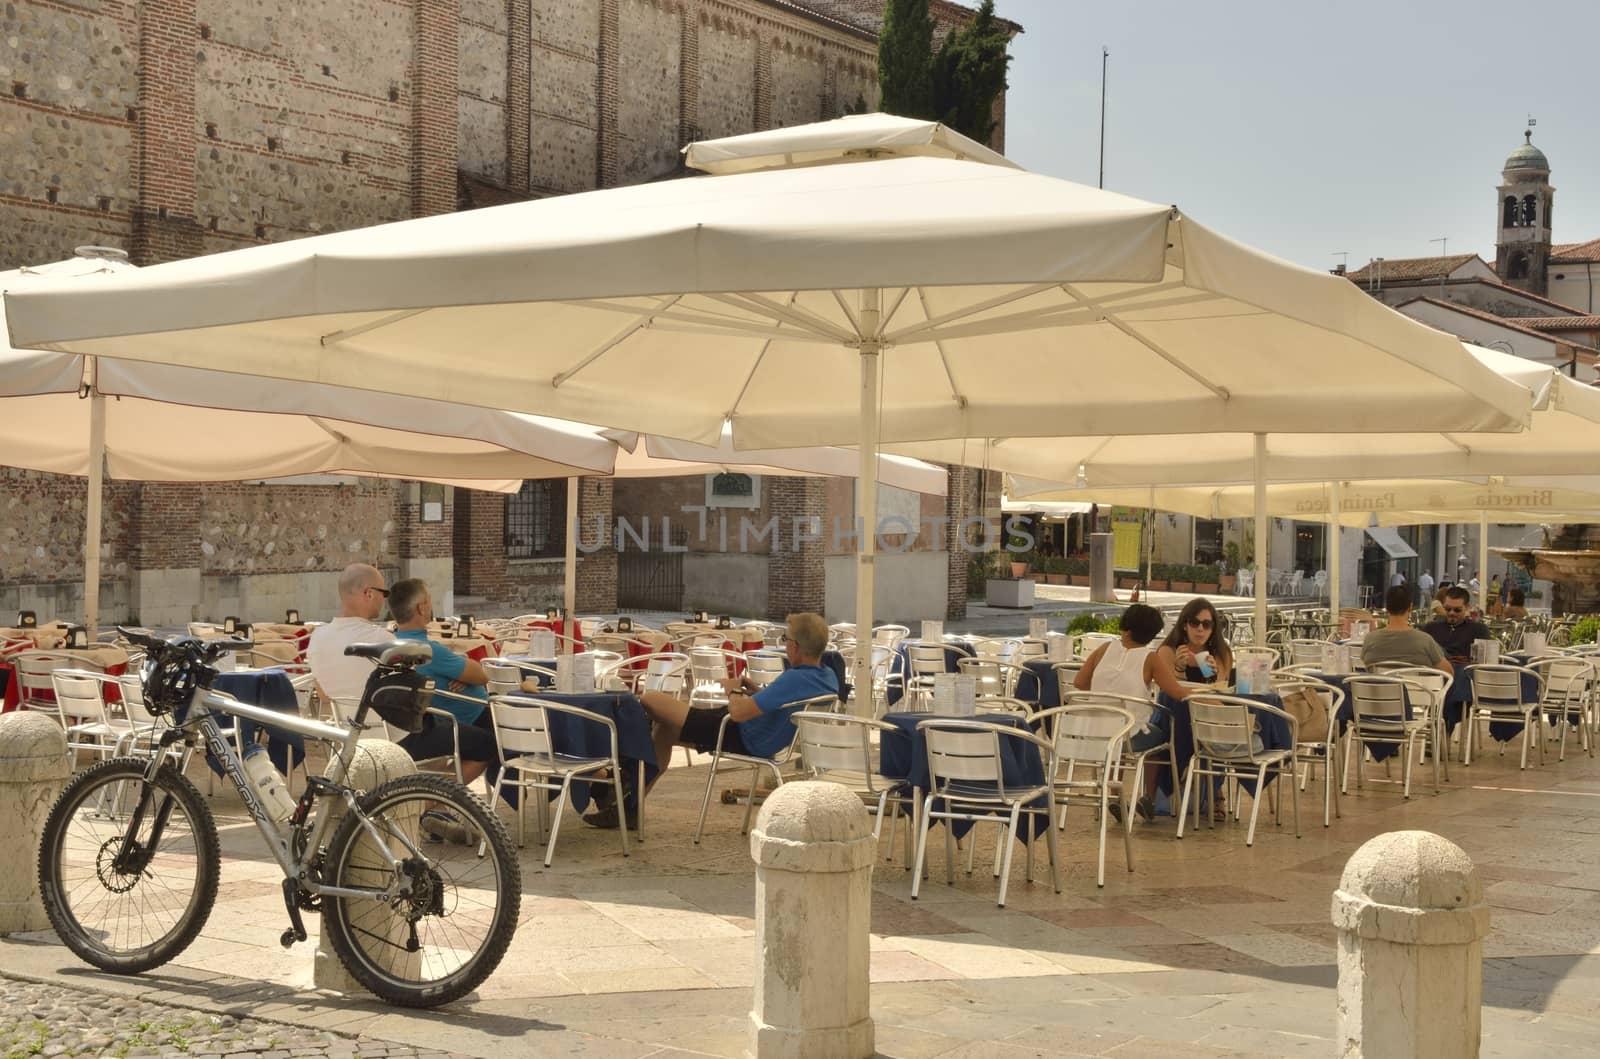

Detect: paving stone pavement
0,974,468,1059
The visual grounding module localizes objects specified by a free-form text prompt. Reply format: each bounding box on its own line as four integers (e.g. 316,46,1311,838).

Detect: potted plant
1196,562,1221,594
1044,557,1068,585
1146,563,1169,593
1168,563,1195,593
1067,555,1090,587
1220,544,1240,594
1117,571,1139,590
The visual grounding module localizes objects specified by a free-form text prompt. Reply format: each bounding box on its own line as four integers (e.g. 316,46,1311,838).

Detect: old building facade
0,0,1005,624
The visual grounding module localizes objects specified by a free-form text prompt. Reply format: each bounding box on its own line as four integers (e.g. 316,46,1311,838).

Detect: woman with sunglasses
1157,598,1232,687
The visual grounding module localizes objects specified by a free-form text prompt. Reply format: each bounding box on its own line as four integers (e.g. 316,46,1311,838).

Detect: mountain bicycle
37,628,520,1008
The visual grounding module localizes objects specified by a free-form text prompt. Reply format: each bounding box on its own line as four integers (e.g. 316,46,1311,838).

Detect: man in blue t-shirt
388,579,515,815
603,612,838,829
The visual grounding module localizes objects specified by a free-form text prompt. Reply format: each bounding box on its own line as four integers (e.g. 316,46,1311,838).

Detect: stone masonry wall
765,476,825,620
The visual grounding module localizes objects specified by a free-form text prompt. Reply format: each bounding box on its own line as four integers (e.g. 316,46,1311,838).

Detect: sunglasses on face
1443,606,1466,615
1187,618,1213,629
367,586,390,598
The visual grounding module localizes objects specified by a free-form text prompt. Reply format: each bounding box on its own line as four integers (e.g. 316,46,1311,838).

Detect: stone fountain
1493,525,1600,614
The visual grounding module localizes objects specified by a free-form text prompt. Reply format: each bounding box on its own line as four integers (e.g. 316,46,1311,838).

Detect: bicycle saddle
344,640,433,667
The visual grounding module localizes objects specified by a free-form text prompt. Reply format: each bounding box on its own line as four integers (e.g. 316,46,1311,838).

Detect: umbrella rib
879,287,912,334
831,290,862,334
890,291,1233,346
881,282,1059,343
915,287,966,409
724,292,805,422
552,295,681,388
320,308,431,347
1060,283,1229,399
705,292,856,342
1437,434,1473,455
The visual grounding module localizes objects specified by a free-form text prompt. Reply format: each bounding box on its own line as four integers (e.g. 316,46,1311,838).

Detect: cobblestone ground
0,976,466,1059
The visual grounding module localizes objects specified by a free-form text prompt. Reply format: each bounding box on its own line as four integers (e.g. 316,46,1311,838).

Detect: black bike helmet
142,638,208,718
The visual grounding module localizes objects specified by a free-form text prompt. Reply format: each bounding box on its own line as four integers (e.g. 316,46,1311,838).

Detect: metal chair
1464,664,1546,769
1343,675,1439,797
1231,645,1281,671
1287,639,1329,667
1033,699,1138,887
745,651,788,689
872,624,910,651
691,693,839,844
956,656,1028,700
904,643,950,710
1528,656,1594,761
792,713,910,860
1178,693,1300,847
910,719,1059,908
487,695,633,865
47,668,120,761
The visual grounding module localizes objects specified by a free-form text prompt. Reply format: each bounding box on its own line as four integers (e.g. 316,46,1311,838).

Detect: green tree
877,0,935,119
932,0,1011,144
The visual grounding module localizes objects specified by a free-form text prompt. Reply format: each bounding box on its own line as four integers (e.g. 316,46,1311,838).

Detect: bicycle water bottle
242,743,296,824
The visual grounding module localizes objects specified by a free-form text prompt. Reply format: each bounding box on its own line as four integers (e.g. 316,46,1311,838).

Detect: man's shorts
678,706,751,755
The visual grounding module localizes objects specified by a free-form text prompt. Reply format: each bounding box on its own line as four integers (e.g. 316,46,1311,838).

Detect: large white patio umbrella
5,117,1533,697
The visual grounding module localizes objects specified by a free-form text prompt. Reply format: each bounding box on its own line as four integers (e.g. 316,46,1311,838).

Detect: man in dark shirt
1421,585,1491,664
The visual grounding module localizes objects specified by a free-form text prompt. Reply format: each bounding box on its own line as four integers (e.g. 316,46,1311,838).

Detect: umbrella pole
1143,486,1154,592
1327,480,1342,627
84,360,106,637
1478,511,1489,609
853,289,882,718
564,476,579,655
1253,433,1268,646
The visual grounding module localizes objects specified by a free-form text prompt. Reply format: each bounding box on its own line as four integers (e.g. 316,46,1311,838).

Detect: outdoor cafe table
878,710,1047,839
1155,690,1292,797
886,639,975,707
1015,659,1069,707
427,632,495,661
488,673,657,816
1,643,130,712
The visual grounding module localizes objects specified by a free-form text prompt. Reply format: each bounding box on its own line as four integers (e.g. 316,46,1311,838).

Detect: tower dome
1504,130,1549,175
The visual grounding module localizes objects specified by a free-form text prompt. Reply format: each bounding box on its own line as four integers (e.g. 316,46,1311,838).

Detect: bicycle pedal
279,928,299,949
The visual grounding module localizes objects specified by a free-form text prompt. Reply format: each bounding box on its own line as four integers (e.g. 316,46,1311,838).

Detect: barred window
505,479,567,559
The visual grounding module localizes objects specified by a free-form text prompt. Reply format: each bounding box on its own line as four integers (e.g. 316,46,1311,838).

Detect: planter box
1117,577,1138,590
1148,580,1169,592
1196,582,1220,594
1170,581,1194,593
985,578,1035,609
1045,574,1067,585
1069,574,1090,587
1026,573,1048,583
1220,574,1236,593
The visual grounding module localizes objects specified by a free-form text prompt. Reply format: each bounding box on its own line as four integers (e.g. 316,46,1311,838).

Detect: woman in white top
1072,604,1190,822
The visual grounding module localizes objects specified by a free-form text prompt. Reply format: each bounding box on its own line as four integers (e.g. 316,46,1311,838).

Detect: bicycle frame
141,682,423,902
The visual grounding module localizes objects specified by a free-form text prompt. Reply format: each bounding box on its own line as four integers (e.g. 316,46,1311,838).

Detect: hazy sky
992,0,1600,272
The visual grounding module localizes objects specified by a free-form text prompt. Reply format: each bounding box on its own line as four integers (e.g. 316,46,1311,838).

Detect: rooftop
1552,237,1600,263
1345,253,1482,283
1397,296,1600,360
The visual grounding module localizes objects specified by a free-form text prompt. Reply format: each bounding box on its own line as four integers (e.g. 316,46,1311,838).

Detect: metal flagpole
1098,47,1109,189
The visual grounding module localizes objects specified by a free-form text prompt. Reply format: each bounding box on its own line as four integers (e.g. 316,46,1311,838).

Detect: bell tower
1494,125,1554,296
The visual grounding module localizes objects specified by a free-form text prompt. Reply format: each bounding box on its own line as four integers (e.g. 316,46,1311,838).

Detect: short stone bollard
0,712,71,935
1332,830,1490,1059
313,740,418,992
748,781,875,1059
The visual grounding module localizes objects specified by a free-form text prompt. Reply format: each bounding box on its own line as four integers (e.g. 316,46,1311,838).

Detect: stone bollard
313,740,418,991
748,781,875,1059
0,712,71,935
1332,830,1490,1059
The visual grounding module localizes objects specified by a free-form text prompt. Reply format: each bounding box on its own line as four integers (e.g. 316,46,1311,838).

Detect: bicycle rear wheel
319,773,519,1007
38,757,219,974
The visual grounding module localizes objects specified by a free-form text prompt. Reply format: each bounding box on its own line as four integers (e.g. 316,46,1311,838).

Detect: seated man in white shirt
306,563,394,706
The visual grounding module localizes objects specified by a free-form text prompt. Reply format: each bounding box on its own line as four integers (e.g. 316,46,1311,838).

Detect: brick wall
943,463,974,619
413,0,460,215
575,477,616,611
133,0,202,262
764,476,825,619
396,485,455,560
452,488,509,600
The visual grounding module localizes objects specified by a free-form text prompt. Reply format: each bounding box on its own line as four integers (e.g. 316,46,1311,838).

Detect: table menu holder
1470,639,1500,665
530,629,556,658
931,673,957,713
285,609,301,625
16,610,36,628
1045,633,1071,662
65,625,88,649
554,655,574,693
920,620,943,642
572,652,597,693
953,674,977,717
1028,617,1049,638
1522,632,1547,656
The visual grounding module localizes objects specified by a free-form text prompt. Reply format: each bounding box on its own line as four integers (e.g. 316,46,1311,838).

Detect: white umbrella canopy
5,118,1535,686
682,111,1020,174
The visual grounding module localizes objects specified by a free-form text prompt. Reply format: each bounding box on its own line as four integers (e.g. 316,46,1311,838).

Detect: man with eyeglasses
1420,585,1491,665
307,563,394,706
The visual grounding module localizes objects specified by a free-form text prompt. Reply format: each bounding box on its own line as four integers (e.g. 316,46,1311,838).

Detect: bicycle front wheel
320,773,520,1007
38,757,219,974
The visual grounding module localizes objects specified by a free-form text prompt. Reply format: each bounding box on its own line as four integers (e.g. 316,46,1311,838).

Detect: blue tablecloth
524,691,658,814
887,641,974,707
1014,659,1068,706
1157,691,1291,797
879,710,1046,838
209,669,306,775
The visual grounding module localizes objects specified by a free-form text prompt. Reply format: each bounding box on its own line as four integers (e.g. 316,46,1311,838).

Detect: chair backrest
794,714,884,787
1468,664,1538,708
1186,693,1258,761
1012,639,1047,662
956,657,1028,699
14,651,73,709
488,696,554,757
483,660,524,697
1530,657,1592,704
920,721,1004,784
971,637,1016,660
1346,675,1409,727
118,673,157,726
872,624,910,649
1073,632,1117,659
250,640,300,666
1288,639,1326,666
1044,698,1137,766
642,653,690,695
1232,645,1281,669
690,647,736,685
745,652,787,688
907,643,948,678
1051,660,1084,687
50,668,107,726
829,623,857,644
